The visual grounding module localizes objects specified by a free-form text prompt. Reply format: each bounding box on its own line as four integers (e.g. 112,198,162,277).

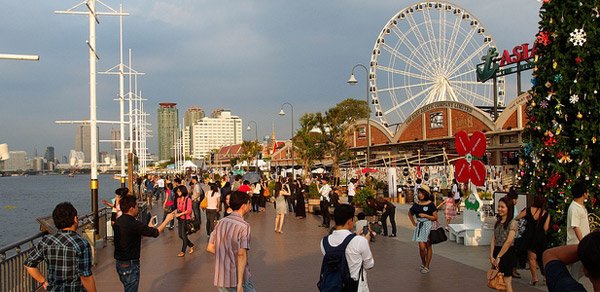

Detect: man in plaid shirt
24,202,96,291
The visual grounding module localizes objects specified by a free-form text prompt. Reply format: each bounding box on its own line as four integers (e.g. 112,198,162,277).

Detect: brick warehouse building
346,93,528,169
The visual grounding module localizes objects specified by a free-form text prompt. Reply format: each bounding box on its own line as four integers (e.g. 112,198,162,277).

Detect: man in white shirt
156,176,165,201
319,178,332,228
319,204,374,291
347,178,357,204
566,181,591,284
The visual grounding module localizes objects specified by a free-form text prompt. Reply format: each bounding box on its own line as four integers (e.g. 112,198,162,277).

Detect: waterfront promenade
92,203,545,291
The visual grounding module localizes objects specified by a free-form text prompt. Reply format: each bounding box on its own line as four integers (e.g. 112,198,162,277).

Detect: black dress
523,207,548,255
295,183,306,218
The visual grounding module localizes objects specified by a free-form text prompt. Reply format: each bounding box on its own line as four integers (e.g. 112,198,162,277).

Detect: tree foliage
316,98,370,179
240,140,262,166
520,0,600,246
294,113,325,178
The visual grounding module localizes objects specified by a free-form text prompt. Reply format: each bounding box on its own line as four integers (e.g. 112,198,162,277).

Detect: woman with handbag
173,185,194,257
489,196,518,291
408,184,438,274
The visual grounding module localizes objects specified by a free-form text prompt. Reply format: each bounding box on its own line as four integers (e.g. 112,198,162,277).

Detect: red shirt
237,184,252,193
177,196,193,220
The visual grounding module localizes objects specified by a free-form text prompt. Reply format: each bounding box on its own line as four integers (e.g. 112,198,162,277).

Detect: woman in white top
205,183,221,236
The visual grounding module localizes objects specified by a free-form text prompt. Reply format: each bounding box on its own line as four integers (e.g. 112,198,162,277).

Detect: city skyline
0,0,541,160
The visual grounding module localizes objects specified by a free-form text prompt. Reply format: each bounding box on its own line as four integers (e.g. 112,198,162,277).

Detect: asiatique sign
476,43,535,83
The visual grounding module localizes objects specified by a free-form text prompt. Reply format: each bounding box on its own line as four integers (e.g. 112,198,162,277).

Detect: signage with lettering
476,43,535,83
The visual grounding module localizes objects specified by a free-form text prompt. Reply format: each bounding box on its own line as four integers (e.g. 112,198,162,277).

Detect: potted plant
306,182,321,213
353,187,376,216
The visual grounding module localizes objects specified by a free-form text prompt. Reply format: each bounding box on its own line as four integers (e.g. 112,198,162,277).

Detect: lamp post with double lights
347,64,371,170
247,120,258,168
279,103,295,186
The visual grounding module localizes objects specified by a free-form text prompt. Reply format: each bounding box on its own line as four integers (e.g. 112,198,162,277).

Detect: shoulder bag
184,197,198,235
200,194,208,210
486,267,506,290
429,221,447,244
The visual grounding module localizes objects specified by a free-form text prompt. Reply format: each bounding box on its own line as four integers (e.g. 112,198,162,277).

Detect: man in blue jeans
113,193,175,292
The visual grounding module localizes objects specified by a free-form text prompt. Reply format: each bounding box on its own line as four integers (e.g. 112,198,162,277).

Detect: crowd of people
22,170,600,292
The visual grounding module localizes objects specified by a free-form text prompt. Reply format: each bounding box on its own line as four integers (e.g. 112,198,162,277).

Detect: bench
447,191,493,246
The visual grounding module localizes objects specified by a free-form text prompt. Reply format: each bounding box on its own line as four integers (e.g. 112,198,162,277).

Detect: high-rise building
44,146,55,163
184,106,205,157
111,128,120,158
3,151,28,171
75,124,99,163
157,102,179,161
192,109,242,160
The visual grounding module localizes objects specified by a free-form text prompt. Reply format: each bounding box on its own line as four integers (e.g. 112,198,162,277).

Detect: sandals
529,280,538,286
177,252,185,257
189,246,195,254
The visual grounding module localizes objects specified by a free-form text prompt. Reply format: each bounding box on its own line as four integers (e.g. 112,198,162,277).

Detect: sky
0,0,541,161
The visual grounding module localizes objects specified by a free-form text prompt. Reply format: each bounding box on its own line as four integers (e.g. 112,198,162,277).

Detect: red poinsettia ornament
454,131,487,186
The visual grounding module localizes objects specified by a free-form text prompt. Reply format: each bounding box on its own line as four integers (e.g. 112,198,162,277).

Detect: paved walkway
93,202,546,291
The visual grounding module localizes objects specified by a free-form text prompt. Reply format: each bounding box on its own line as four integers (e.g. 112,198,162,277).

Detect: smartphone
151,215,158,226
362,226,369,235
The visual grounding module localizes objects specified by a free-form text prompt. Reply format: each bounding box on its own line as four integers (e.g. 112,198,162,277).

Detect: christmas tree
521,0,600,247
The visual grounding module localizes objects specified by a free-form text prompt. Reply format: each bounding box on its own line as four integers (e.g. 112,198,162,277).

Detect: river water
0,174,120,247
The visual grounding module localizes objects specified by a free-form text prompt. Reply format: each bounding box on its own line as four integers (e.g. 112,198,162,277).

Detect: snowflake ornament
541,100,549,108
570,94,580,103
569,28,587,46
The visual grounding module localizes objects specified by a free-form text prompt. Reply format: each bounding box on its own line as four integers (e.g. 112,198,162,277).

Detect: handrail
0,206,112,292
0,232,47,260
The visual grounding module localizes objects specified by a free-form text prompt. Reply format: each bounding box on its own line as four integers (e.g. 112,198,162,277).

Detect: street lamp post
247,120,258,169
348,64,370,170
279,102,295,184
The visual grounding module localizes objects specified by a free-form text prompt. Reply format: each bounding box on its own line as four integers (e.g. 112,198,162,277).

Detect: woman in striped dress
408,184,438,274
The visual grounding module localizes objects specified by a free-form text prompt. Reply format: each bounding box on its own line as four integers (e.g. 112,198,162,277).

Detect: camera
362,226,369,236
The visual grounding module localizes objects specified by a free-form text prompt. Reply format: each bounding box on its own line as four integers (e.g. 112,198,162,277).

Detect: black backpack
317,234,358,292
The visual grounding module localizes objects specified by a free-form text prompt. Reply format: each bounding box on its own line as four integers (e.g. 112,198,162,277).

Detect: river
0,174,120,247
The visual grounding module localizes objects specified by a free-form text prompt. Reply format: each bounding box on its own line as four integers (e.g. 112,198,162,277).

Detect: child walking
436,192,456,230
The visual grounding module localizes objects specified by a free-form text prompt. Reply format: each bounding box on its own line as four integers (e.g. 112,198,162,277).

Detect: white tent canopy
235,159,269,171
311,167,326,174
182,160,198,169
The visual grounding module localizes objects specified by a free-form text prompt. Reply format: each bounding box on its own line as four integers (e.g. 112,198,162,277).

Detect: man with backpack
318,204,374,292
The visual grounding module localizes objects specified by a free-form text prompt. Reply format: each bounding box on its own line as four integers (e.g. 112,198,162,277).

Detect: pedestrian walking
294,178,306,219
24,202,97,292
408,184,438,274
173,185,195,257
515,194,550,286
319,178,332,228
436,192,456,230
113,194,175,292
318,204,374,292
206,183,221,236
191,176,203,232
251,181,261,212
566,181,591,285
162,182,176,230
489,196,517,292
206,191,255,292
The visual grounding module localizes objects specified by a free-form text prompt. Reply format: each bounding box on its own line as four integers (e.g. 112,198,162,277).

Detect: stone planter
307,199,320,213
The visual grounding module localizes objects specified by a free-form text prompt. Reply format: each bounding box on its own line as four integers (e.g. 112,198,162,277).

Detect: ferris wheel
368,1,505,128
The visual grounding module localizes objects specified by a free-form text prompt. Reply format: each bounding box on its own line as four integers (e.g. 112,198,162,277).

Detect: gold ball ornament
577,112,583,119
